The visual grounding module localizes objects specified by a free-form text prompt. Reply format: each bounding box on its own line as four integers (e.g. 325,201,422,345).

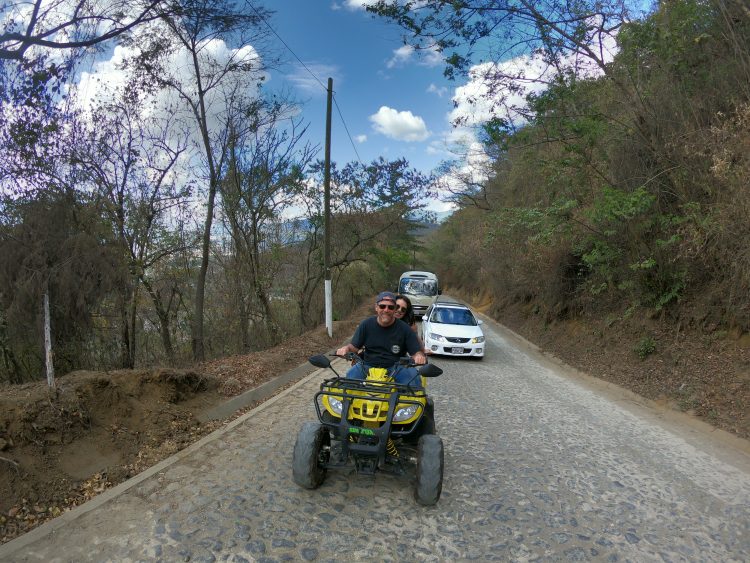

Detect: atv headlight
428,332,446,342
393,404,419,422
471,335,485,343
327,396,343,415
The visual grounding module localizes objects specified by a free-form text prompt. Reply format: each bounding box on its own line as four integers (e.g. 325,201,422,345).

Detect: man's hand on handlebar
336,344,354,357
412,351,427,365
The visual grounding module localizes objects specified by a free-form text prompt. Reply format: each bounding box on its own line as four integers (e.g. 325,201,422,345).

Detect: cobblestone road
3,319,750,562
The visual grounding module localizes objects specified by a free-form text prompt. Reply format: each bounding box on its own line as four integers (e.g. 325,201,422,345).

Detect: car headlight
471,335,485,343
327,396,343,415
393,404,419,422
428,332,446,342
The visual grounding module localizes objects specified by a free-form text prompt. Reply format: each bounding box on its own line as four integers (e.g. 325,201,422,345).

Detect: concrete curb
0,348,346,558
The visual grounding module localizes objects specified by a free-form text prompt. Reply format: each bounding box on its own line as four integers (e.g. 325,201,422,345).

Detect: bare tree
123,0,276,360
220,103,317,347
74,86,191,365
0,0,167,61
294,158,433,328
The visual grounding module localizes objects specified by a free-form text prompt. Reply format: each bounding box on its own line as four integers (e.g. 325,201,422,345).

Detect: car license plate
451,347,463,354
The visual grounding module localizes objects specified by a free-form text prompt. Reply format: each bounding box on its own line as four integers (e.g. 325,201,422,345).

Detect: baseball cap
375,291,397,304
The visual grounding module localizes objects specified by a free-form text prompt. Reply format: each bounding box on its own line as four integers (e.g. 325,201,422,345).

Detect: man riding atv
293,293,444,505
337,291,426,386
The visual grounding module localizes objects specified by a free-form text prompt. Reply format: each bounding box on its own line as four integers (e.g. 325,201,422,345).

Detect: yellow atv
292,353,444,505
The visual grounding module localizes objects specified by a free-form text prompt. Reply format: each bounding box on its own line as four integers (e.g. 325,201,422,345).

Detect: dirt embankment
466,291,750,440
0,313,363,545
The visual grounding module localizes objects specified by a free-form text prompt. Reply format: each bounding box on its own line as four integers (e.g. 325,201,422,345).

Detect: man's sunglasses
377,303,396,310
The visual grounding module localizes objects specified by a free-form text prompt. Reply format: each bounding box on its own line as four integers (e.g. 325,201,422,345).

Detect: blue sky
71,1,625,214
266,1,461,192
74,1,470,213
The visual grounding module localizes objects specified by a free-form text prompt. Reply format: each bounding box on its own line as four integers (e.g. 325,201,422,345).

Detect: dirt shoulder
0,309,366,545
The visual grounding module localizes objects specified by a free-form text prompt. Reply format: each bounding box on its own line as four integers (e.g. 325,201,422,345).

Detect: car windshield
399,278,437,296
430,307,477,326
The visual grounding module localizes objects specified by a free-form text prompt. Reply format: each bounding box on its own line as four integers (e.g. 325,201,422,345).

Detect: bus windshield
399,278,437,297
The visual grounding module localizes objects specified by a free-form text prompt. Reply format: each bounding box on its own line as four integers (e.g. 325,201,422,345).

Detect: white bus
398,271,440,318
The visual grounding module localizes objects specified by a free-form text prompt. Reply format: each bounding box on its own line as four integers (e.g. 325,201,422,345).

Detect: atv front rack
313,376,426,474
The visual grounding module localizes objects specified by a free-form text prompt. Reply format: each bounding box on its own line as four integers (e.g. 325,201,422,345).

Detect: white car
421,301,485,359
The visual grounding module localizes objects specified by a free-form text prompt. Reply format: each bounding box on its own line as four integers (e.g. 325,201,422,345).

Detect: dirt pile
0,368,224,542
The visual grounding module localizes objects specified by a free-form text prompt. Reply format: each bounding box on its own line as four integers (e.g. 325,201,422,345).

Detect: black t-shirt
351,316,421,368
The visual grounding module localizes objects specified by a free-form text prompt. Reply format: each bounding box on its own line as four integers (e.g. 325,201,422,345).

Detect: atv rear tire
292,422,330,489
415,434,443,506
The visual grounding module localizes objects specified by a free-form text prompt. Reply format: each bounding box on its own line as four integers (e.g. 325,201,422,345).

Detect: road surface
2,317,749,562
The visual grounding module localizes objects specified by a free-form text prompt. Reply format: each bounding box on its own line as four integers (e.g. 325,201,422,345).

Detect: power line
333,97,363,164
250,4,364,165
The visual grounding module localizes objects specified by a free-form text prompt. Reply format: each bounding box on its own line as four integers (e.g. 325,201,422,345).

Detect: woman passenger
395,294,429,354
395,294,417,331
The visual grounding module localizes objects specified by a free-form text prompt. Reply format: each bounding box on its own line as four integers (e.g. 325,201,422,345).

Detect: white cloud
449,56,550,129
426,199,457,213
355,134,367,143
387,45,414,69
369,106,430,142
343,0,377,9
435,26,619,208
420,45,443,67
427,83,448,98
449,24,619,129
387,44,442,69
287,63,340,96
426,138,451,157
75,37,263,128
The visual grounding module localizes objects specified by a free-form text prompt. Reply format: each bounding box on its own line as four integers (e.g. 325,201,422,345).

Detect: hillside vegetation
422,1,749,435
432,1,749,325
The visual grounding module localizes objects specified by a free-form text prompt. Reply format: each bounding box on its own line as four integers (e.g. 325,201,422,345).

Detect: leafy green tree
295,158,434,328
0,189,126,383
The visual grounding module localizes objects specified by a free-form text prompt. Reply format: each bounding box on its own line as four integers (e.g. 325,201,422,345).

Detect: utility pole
324,78,333,337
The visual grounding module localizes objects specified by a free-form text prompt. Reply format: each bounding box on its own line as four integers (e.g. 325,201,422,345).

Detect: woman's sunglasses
395,306,408,312
377,303,396,310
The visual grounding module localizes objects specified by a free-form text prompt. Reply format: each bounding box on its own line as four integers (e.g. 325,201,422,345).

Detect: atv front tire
415,434,444,506
292,422,330,489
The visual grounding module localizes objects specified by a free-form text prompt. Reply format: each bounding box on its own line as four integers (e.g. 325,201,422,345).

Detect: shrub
635,335,656,360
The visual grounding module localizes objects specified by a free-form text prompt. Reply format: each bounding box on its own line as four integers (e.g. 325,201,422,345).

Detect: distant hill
433,210,454,223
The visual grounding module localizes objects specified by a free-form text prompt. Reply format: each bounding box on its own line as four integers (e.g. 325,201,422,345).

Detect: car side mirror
478,319,484,325
309,354,331,369
418,363,442,377
438,289,442,295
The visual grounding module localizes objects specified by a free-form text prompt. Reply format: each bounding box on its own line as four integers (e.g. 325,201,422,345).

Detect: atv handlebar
307,352,442,378
335,352,421,367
